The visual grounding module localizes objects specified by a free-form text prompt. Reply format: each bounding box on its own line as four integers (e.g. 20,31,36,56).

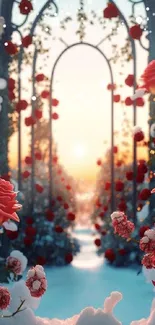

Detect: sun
73,144,87,158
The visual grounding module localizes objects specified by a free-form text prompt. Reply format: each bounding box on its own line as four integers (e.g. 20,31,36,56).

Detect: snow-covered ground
36,226,154,325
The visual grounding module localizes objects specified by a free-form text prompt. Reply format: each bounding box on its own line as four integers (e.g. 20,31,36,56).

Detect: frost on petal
36,269,45,279
32,280,41,291
27,269,35,278
131,88,146,101
132,126,142,135
3,221,18,231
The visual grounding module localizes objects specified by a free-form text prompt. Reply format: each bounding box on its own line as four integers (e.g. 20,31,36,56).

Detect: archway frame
49,41,115,212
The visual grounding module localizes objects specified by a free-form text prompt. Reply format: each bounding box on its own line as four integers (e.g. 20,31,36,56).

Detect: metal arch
49,41,115,213
14,0,58,196
110,0,137,220
31,47,38,213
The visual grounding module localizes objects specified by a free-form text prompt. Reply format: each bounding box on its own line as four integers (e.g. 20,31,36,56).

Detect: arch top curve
49,41,114,92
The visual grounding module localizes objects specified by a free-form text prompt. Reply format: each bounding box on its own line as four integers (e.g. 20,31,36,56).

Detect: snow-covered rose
6,250,27,275
26,265,47,298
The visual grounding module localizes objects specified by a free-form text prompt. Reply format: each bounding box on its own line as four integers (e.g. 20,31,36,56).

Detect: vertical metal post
49,91,53,205
144,0,155,224
111,88,115,212
31,48,37,212
17,49,22,191
133,57,137,220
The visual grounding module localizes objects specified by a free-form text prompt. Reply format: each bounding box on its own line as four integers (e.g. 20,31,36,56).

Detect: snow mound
0,286,155,325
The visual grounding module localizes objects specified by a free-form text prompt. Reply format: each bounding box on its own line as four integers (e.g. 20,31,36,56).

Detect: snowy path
37,227,154,325
72,226,103,269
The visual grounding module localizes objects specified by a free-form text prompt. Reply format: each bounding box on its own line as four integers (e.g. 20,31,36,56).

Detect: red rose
9,92,16,101
116,160,122,167
35,152,42,160
125,74,134,87
94,238,101,247
26,217,34,225
53,156,58,164
24,237,33,246
103,3,119,19
136,173,144,184
125,97,133,106
65,253,73,264
94,223,101,231
8,78,15,91
126,171,133,181
54,225,63,233
115,180,124,192
97,159,102,166
46,210,55,222
52,112,59,120
57,196,62,202
119,249,127,256
113,95,120,103
36,74,45,82
25,156,32,165
0,179,21,225
134,131,144,142
107,83,116,90
139,225,150,238
129,24,143,40
137,163,147,174
16,100,28,113
101,230,107,236
25,116,36,126
19,0,33,15
41,90,50,99
1,173,11,181
67,212,76,221
35,184,44,193
4,41,18,55
105,181,111,191
139,188,151,201
22,35,32,48
34,109,42,120
64,203,69,210
136,97,144,107
25,226,36,237
36,256,46,266
22,170,30,179
103,205,108,212
99,212,105,219
6,230,18,240
52,98,59,107
113,146,118,154
118,201,127,212
105,248,115,262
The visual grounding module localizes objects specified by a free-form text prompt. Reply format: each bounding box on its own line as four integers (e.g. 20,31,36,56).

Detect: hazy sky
10,0,149,182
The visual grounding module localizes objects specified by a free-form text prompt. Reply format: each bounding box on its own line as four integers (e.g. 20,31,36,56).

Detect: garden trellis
0,0,154,219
